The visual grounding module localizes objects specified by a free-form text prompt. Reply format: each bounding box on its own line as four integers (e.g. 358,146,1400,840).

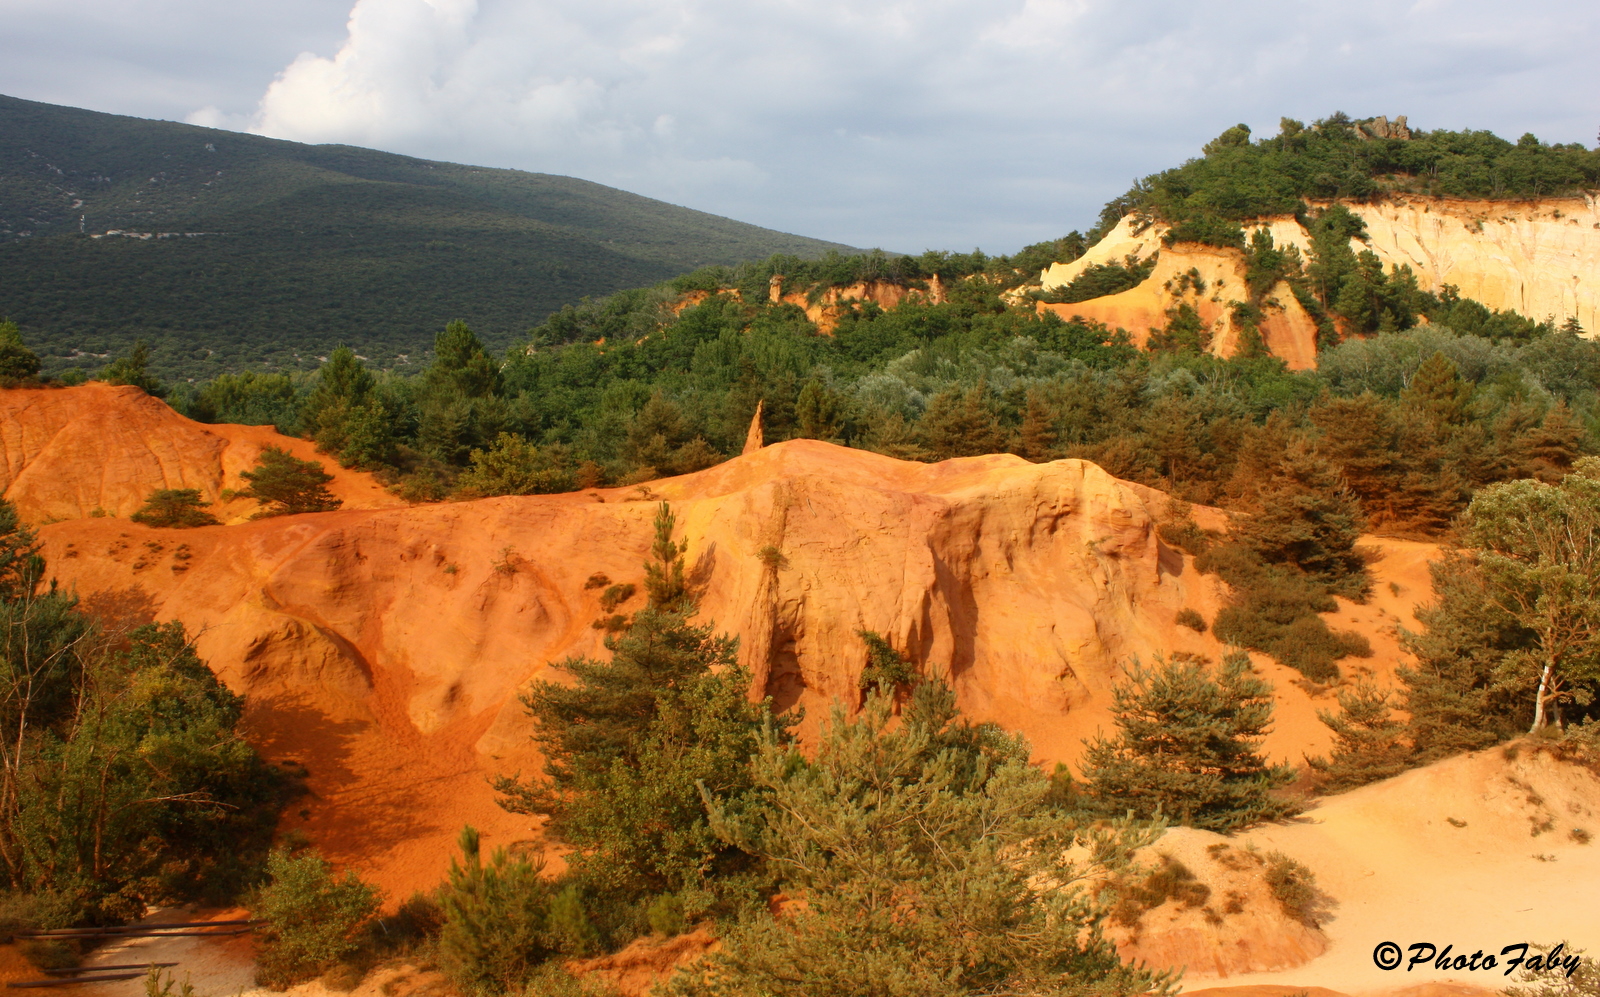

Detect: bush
1175,608,1207,633
1200,543,1371,682
238,447,342,516
1505,943,1600,997
456,433,576,496
0,320,41,381
1108,854,1211,927
130,489,219,528
1306,684,1410,792
98,340,165,397
1262,851,1321,927
438,826,559,995
675,683,1174,997
253,848,381,988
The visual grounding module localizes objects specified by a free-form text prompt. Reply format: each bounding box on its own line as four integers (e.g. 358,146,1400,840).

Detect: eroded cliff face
0,383,403,523
1037,242,1320,369
18,386,1433,898
769,275,946,333
1041,195,1600,357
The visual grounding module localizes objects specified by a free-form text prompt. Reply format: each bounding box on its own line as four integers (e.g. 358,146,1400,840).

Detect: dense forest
0,94,856,380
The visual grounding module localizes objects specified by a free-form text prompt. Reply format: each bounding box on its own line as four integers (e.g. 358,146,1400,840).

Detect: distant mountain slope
0,94,857,379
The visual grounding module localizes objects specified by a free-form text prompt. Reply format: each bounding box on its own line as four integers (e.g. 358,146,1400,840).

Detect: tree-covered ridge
1103,113,1600,249
0,93,859,381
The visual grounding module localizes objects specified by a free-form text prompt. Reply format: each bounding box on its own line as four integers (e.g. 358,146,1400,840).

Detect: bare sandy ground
1179,744,1600,995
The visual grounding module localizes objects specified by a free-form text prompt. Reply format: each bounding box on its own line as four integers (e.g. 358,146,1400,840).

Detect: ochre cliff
11,385,1433,899
0,383,404,523
769,275,946,333
1042,195,1600,357
1037,242,1321,369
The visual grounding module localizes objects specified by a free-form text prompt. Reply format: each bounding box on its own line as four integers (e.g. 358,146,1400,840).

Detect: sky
2,0,1596,253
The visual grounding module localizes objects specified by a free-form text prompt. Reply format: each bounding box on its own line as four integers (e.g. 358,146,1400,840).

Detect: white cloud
4,0,1596,251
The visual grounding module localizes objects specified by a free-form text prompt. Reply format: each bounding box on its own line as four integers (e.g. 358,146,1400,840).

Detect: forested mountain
0,94,857,379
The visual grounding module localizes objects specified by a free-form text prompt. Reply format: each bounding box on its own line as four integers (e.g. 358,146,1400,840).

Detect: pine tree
795,375,845,442
0,320,41,381
437,826,559,994
1402,351,1474,426
98,339,164,397
237,447,342,516
1077,653,1299,832
1309,392,1402,508
1237,442,1365,584
681,683,1173,997
1306,684,1410,792
1146,303,1210,354
1013,390,1058,461
497,503,784,902
1399,551,1531,759
130,489,220,528
919,384,1006,459
428,320,502,398
0,500,43,601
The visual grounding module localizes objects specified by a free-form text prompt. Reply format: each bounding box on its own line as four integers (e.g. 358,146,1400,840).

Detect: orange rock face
16,385,1435,900
0,383,403,523
770,275,946,333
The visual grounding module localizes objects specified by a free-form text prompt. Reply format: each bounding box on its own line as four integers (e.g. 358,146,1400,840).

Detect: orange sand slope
36,424,1434,896
0,383,403,523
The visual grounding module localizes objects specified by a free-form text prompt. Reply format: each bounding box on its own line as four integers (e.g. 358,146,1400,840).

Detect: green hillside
0,94,857,380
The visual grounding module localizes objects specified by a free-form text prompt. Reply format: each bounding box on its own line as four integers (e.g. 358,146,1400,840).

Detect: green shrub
645,892,686,937
1263,852,1321,927
1505,943,1600,997
0,320,41,381
675,684,1174,997
238,447,342,516
547,884,602,956
1200,543,1371,682
456,433,576,496
438,826,558,995
130,489,219,528
1306,684,1410,792
253,848,381,988
1109,854,1211,927
857,629,916,695
1175,608,1207,633
1035,254,1158,304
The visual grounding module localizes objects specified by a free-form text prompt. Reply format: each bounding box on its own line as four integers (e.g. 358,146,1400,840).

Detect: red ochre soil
13,385,1597,994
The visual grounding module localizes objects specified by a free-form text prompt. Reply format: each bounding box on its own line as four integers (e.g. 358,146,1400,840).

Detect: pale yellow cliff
1037,242,1321,369
1043,195,1600,337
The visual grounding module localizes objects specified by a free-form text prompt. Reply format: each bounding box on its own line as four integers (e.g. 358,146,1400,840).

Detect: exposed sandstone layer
770,275,947,332
11,384,1432,897
0,383,403,523
1042,196,1600,356
35,430,1433,896
1037,243,1321,369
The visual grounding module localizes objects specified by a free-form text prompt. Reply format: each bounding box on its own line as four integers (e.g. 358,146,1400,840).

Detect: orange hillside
23,384,1438,896
0,382,403,524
